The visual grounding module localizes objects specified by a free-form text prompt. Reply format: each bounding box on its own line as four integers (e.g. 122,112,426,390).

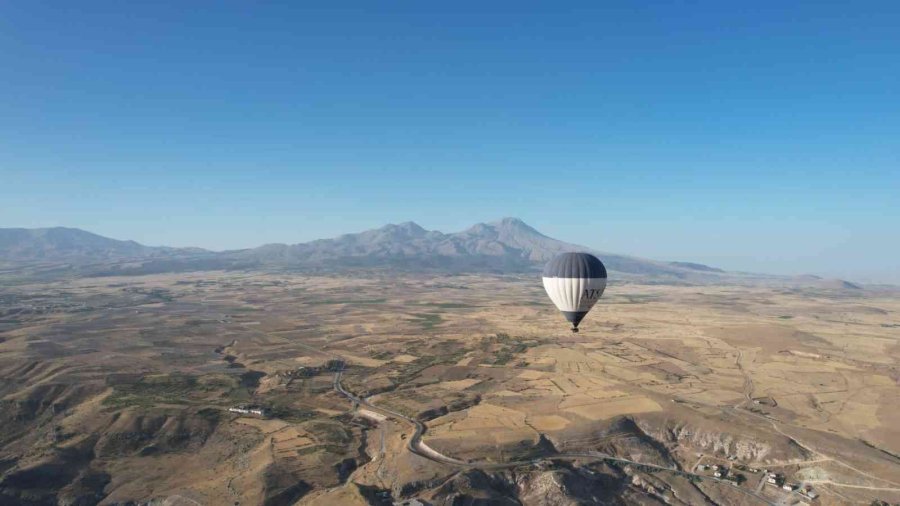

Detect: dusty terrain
1,271,898,505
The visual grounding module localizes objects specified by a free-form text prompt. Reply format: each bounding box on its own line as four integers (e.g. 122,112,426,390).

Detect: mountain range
1,219,873,289
1,218,729,282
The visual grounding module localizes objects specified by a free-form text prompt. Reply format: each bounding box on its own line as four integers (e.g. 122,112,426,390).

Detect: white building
229,406,266,416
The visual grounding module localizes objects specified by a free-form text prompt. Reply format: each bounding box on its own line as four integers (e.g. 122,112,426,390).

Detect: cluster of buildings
698,464,744,485
698,463,721,474
792,485,818,500
765,472,817,500
228,405,267,416
697,462,820,501
801,488,819,500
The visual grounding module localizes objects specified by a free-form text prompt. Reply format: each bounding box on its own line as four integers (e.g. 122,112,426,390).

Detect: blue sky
1,2,898,282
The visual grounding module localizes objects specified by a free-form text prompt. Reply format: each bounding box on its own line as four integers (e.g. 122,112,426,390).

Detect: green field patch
392,347,468,385
266,404,316,423
104,373,239,409
407,312,443,329
196,407,223,423
478,334,546,366
305,420,353,445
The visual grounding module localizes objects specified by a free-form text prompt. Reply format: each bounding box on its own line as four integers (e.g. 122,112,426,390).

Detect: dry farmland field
1,271,899,505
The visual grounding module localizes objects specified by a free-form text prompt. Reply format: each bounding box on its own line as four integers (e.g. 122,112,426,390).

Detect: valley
1,271,898,505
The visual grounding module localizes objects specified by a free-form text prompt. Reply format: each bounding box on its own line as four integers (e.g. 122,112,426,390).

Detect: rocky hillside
230,218,716,278
0,219,730,280
0,227,165,262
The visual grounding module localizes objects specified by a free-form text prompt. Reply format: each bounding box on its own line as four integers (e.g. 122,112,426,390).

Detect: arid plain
1,272,899,505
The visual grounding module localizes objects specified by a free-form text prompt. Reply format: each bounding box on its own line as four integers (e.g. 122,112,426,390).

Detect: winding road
260,328,776,503
331,366,777,505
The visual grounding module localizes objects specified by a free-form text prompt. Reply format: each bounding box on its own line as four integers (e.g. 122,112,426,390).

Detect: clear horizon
2,2,898,283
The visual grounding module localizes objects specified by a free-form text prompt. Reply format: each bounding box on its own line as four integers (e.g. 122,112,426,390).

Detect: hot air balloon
542,252,607,332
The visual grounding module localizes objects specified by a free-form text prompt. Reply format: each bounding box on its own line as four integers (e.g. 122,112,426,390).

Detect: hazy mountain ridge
0,227,206,262
0,219,861,287
0,227,158,261
224,218,710,277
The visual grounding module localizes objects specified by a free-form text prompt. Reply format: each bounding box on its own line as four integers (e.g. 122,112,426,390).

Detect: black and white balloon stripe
542,252,607,331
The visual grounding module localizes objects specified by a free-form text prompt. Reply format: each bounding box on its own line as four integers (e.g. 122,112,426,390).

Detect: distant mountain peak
494,217,527,226
376,221,427,236
489,217,545,236
396,221,426,231
461,218,544,237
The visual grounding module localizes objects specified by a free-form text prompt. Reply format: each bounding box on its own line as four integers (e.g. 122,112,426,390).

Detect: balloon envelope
542,253,607,331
